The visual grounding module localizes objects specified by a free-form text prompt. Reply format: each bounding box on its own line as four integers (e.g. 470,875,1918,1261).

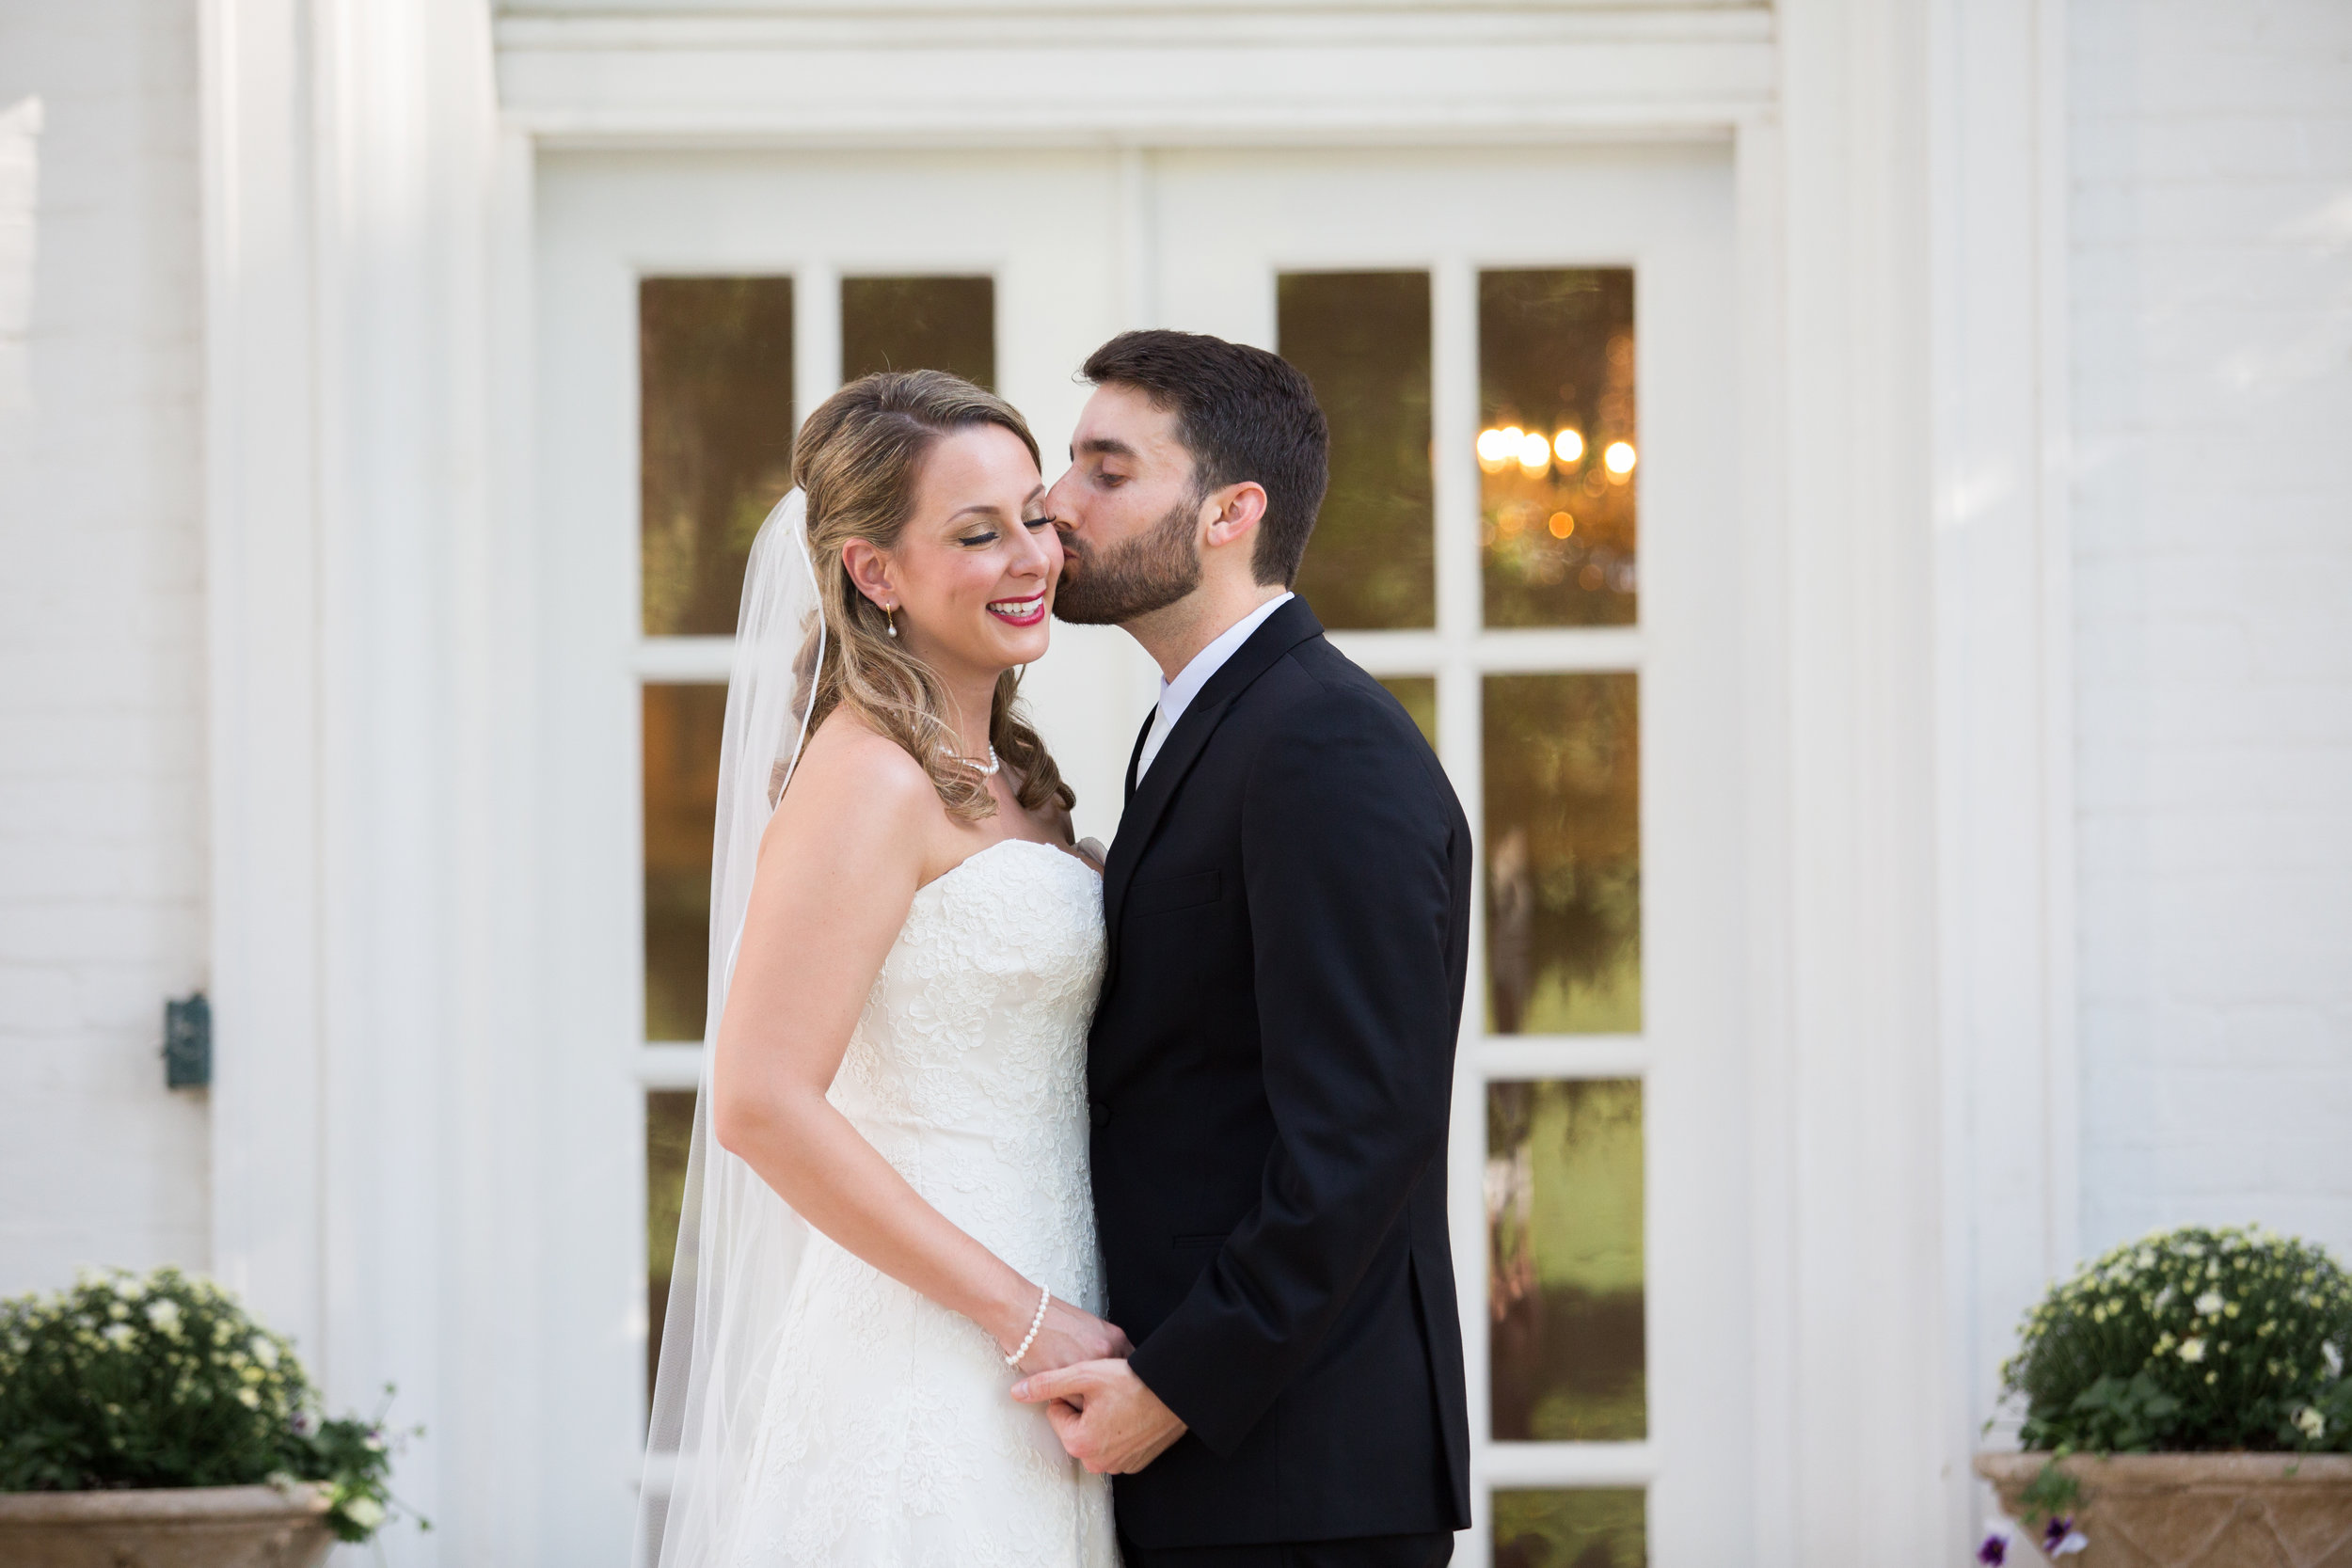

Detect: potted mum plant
1977,1224,2352,1566
0,1267,420,1567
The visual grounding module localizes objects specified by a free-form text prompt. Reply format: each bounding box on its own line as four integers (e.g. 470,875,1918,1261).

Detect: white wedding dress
723,836,1120,1567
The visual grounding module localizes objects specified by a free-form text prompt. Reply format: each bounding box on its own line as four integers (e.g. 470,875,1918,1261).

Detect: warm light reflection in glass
1477,425,1518,473
1479,270,1636,627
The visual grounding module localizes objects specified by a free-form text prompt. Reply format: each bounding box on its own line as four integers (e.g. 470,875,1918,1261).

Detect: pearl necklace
943,743,1002,778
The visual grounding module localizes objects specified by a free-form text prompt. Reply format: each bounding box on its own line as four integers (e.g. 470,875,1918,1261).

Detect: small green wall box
164,992,210,1089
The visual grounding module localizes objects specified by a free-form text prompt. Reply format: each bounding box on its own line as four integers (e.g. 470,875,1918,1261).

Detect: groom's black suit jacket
1092,596,1472,1549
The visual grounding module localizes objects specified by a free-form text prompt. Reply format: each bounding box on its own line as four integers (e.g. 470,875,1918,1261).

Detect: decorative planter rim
1977,1450,2352,1485
0,1483,331,1523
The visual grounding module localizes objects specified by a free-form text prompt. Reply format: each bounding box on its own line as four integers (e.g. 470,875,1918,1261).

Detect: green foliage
2017,1459,2082,1526
2002,1225,2352,1454
0,1268,421,1542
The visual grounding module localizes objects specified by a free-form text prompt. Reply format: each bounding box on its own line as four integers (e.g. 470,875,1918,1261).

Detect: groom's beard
1053,496,1202,626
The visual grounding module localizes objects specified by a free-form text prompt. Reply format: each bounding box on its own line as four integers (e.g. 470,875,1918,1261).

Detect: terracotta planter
0,1484,334,1568
1977,1451,2352,1567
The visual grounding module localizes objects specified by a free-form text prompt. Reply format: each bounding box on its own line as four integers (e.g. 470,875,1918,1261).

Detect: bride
637,371,1124,1566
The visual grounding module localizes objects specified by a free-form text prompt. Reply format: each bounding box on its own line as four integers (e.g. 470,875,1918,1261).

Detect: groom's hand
1010,1358,1186,1474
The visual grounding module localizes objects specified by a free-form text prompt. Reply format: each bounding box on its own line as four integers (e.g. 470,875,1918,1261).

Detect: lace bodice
831,837,1105,1289
731,836,1116,1567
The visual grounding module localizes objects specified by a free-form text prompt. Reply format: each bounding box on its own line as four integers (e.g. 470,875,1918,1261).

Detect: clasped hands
1003,1298,1186,1475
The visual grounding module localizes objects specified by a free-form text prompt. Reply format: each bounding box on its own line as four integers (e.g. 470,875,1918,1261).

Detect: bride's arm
710,724,1127,1372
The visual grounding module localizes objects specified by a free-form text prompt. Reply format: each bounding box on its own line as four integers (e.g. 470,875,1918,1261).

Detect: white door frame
200,4,2074,1563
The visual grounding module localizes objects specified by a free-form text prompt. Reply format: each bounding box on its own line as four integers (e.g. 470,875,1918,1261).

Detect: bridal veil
636,489,824,1568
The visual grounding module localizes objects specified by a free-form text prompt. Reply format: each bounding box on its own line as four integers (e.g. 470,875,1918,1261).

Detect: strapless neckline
919,835,1098,900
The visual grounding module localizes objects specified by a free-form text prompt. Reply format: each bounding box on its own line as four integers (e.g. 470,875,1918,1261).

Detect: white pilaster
1773,0,1954,1559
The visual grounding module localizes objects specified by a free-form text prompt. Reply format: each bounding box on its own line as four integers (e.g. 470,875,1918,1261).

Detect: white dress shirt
1135,593,1295,782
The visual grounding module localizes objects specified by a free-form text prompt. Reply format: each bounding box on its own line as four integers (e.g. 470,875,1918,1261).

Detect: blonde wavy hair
792,370,1073,821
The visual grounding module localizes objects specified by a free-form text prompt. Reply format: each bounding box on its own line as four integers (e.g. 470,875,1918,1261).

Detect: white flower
2326,1341,2344,1379
2180,1337,2207,1363
250,1336,278,1370
101,1323,135,1349
2196,1291,2225,1316
145,1299,183,1336
341,1496,387,1532
236,1386,261,1408
2296,1407,2327,1441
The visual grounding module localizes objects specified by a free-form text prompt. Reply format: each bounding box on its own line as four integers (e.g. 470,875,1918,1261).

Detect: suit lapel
1122,706,1152,809
1103,597,1325,972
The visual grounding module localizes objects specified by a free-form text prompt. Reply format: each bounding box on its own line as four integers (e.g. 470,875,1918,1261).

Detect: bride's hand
1004,1296,1133,1375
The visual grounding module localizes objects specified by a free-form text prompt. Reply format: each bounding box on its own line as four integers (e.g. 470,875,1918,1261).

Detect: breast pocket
1127,869,1223,917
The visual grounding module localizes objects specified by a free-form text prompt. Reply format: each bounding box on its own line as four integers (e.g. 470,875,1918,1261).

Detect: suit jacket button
1089,1100,1111,1130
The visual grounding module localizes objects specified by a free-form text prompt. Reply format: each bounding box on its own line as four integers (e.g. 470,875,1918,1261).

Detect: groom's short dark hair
1080,329,1329,589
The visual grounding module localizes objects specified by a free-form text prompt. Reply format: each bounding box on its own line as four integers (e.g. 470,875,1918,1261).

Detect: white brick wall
0,0,210,1295
2072,0,2352,1256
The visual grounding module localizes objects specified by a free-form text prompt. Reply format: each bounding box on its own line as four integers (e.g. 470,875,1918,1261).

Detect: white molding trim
494,8,1775,143
1481,1440,1659,1488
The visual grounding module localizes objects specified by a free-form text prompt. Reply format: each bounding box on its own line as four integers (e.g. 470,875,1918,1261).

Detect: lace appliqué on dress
728,839,1116,1568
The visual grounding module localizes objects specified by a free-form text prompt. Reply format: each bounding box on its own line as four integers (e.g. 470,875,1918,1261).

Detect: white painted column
202,0,330,1371
204,2,518,1561
1927,0,2079,1544
1772,0,1956,1560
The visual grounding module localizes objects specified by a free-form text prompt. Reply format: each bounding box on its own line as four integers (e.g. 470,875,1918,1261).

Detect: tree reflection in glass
1484,673,1640,1035
640,277,796,637
1279,271,1436,629
1491,1487,1646,1567
1479,269,1636,628
841,275,995,389
1487,1080,1645,1443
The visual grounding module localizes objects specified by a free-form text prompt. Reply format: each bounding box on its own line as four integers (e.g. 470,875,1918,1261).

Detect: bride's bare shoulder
771,712,938,842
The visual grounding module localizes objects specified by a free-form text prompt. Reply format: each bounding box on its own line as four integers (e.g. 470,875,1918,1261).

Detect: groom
1014,330,1471,1567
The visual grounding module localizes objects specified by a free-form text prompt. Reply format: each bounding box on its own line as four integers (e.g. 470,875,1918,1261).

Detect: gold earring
885,604,898,639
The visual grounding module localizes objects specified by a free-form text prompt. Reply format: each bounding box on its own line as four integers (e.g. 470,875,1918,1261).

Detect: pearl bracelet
1004,1283,1051,1369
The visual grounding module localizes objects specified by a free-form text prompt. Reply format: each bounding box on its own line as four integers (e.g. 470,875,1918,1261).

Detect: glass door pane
1278,270,1436,629
1492,1489,1647,1568
642,682,727,1044
639,277,796,637
1478,269,1637,629
644,1089,696,1409
841,275,995,387
1483,673,1642,1036
1486,1079,1645,1442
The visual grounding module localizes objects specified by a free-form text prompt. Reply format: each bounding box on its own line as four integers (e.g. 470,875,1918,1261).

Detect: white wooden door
533,149,1147,1562
537,142,1746,1566
1152,146,1749,1567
